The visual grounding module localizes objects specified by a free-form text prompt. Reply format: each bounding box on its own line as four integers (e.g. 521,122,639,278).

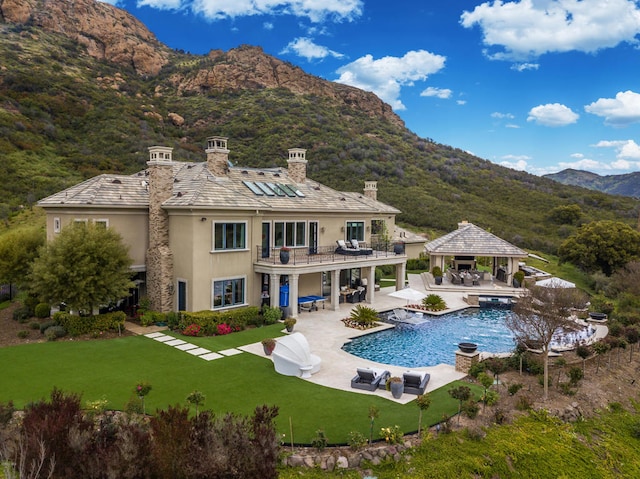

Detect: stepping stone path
144,332,242,361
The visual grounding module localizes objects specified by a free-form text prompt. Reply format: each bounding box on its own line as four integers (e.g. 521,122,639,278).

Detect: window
53,217,61,233
346,221,364,242
213,278,245,309
214,222,246,250
274,221,306,247
94,219,109,228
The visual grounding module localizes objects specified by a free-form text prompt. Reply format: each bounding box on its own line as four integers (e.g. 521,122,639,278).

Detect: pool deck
239,274,472,404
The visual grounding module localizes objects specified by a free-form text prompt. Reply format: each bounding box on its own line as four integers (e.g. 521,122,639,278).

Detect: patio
240,275,470,404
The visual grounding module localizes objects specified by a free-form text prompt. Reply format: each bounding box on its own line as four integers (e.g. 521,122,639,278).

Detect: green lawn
0,324,481,444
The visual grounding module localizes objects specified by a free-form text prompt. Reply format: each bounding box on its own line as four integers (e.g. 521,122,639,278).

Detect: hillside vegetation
544,168,640,198
0,21,638,252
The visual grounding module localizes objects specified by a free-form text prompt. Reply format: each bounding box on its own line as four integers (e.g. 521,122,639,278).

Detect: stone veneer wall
146,162,174,312
287,159,307,183
455,350,480,373
207,150,229,177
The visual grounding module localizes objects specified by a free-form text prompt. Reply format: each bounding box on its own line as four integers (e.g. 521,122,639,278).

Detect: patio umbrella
389,288,426,303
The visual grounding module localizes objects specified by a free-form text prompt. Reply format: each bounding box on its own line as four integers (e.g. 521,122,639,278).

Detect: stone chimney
206,136,230,176
146,146,175,313
458,220,470,229
287,148,307,183
363,181,378,201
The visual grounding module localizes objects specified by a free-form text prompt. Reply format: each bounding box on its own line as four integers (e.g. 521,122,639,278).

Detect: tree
477,372,494,412
558,220,640,276
29,222,133,313
186,390,205,418
593,341,609,375
506,285,587,401
448,386,471,426
0,226,45,290
608,261,640,297
368,405,379,445
416,393,431,435
548,204,582,225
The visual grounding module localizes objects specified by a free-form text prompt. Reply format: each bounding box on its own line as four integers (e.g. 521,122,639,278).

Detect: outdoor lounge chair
351,367,390,391
272,333,321,378
350,239,373,256
402,370,430,395
335,239,360,256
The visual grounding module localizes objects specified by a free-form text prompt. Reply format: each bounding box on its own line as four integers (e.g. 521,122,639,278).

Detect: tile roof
38,162,400,215
425,222,527,257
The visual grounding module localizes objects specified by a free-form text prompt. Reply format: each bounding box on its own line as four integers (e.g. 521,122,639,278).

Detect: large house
38,137,407,316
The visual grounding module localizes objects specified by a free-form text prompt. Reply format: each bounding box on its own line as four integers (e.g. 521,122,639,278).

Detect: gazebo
424,221,528,286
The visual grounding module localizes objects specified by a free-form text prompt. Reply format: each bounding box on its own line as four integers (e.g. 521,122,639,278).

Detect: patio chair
402,370,430,395
335,239,360,256
350,239,373,256
351,367,390,391
272,333,321,378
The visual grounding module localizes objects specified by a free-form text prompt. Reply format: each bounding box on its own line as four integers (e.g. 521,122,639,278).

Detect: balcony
255,242,405,266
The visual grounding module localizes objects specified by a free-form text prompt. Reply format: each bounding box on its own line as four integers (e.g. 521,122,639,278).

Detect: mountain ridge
544,169,640,198
0,0,638,253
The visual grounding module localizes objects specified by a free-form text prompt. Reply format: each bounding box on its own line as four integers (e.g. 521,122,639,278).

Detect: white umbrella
535,277,576,288
389,288,426,303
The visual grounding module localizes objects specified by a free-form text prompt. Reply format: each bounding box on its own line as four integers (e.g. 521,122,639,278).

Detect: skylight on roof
254,182,276,196
243,181,304,198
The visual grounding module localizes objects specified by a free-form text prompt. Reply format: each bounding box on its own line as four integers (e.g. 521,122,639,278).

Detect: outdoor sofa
403,370,430,395
350,367,390,391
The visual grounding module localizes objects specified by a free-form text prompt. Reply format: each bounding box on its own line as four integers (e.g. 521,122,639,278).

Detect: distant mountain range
544,169,640,198
0,0,638,254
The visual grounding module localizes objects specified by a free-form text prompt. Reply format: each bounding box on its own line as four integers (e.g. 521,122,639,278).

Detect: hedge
53,311,126,336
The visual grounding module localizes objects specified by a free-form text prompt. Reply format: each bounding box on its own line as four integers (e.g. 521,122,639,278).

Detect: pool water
342,308,517,368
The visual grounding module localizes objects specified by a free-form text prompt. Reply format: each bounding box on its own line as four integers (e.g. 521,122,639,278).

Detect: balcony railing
256,242,405,266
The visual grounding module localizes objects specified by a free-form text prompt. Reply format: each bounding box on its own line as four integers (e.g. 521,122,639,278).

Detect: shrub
12,305,31,322
311,429,328,450
262,306,283,325
180,307,259,334
608,402,624,413
140,311,156,327
508,383,523,396
53,311,125,336
34,302,51,318
482,390,500,406
407,258,429,270
630,421,640,439
123,395,144,414
493,408,508,425
515,395,532,411
29,321,40,330
379,425,403,444
40,320,56,334
568,366,584,385
431,265,443,277
45,325,66,341
17,330,29,339
422,293,447,311
468,361,487,378
348,431,367,450
216,323,233,335
183,323,202,337
462,399,480,419
166,311,180,330
348,304,379,328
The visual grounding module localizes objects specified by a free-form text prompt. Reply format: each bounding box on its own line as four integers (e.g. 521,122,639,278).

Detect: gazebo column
270,274,280,308
289,273,300,318
395,262,406,290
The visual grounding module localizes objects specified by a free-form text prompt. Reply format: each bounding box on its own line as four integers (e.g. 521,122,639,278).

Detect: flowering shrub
216,323,232,335
135,382,152,397
380,425,403,444
183,323,202,337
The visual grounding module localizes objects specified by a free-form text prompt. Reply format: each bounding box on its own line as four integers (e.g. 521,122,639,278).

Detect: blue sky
104,0,640,176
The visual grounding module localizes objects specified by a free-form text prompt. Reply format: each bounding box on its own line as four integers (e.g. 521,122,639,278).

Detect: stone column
270,274,280,309
331,269,341,311
146,147,175,313
289,273,299,319
395,262,406,290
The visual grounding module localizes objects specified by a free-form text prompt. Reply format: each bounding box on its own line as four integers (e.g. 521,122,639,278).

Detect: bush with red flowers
183,323,202,337
216,323,233,335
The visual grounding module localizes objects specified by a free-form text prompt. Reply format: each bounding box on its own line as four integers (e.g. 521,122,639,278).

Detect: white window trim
211,220,249,253
273,220,307,248
211,275,247,310
94,218,109,227
74,218,89,224
53,217,61,233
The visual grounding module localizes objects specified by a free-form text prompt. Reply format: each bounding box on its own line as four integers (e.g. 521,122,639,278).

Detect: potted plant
432,266,443,285
279,246,290,264
284,317,296,332
513,270,525,288
261,338,276,355
386,376,404,399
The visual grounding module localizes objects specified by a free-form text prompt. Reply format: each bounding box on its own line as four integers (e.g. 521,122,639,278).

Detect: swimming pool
342,308,517,368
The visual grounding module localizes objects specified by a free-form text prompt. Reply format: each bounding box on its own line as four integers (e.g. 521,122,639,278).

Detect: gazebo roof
425,221,527,257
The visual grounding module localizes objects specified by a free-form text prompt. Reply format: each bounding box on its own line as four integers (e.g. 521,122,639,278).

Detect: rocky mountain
0,0,638,252
544,169,640,198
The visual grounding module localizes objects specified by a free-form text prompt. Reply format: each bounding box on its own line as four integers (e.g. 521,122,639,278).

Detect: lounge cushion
403,370,430,395
351,368,390,391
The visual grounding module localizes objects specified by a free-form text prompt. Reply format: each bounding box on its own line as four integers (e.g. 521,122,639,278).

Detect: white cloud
557,158,609,171
511,62,539,72
460,0,640,61
505,123,520,129
137,0,182,9
457,100,467,105
584,90,640,126
264,22,274,30
281,37,344,60
187,0,363,22
593,139,640,160
499,154,531,171
491,112,515,119
420,87,452,99
527,103,579,126
335,50,446,110
99,0,121,5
